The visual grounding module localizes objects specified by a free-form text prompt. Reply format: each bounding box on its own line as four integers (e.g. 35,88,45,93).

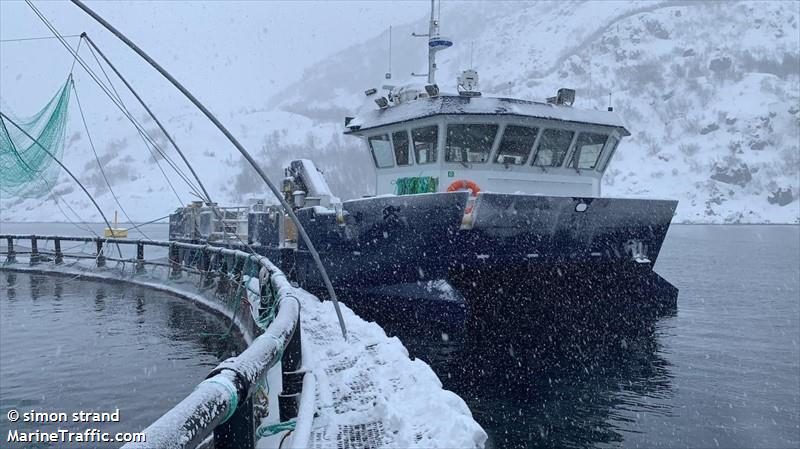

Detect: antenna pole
427,0,436,84
69,0,348,340
470,41,474,69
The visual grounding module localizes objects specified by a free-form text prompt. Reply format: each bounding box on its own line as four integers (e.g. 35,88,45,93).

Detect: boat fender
334,204,345,225
447,179,480,213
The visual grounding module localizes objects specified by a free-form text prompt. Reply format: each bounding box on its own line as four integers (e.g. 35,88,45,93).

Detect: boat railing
0,234,308,449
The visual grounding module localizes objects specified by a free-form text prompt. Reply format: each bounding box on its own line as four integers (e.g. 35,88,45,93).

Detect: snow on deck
283,289,487,449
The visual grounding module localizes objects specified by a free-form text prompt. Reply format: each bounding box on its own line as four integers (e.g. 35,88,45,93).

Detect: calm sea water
0,223,798,448
0,271,244,449
345,225,800,449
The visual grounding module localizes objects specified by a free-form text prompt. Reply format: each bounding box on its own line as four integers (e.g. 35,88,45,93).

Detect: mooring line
0,34,81,43
84,34,213,205
24,0,201,204
71,81,154,241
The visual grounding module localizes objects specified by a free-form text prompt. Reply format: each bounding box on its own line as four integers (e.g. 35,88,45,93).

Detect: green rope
256,419,296,438
395,176,438,195
199,378,239,424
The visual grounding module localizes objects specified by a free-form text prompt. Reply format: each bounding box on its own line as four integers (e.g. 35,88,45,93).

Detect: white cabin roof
344,95,630,136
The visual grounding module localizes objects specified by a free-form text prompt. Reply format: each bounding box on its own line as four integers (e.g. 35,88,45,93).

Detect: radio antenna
386,26,392,79
470,41,474,69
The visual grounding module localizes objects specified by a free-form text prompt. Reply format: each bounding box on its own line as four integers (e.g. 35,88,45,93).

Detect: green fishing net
395,176,439,195
1,77,72,198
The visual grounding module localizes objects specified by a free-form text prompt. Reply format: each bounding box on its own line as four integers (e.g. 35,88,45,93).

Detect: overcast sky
0,1,426,116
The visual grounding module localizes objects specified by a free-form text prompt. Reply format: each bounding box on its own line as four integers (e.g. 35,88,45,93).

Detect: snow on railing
0,234,308,449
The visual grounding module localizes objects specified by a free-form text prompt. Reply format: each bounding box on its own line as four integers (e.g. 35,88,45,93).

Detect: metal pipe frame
68,0,348,340
0,234,306,449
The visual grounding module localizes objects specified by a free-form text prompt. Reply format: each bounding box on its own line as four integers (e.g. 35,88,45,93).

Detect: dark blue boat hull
283,192,677,294
171,191,678,323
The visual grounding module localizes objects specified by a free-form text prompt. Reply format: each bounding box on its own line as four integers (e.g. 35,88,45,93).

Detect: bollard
213,396,254,449
279,309,303,422
54,238,63,265
135,241,145,274
5,237,16,264
30,237,40,265
96,240,106,267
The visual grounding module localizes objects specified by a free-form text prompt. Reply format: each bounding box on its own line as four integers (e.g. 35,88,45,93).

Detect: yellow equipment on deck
104,211,128,238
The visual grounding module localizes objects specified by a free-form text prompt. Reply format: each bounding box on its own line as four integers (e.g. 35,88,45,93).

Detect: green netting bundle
1,77,72,198
395,176,439,195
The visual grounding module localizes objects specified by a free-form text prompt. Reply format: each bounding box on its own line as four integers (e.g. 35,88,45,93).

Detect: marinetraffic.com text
6,409,146,445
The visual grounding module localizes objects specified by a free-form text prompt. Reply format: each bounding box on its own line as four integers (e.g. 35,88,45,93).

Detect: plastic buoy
447,180,480,214
446,179,481,196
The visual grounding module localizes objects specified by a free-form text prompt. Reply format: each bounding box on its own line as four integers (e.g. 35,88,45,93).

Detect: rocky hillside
1,0,798,223
269,0,800,223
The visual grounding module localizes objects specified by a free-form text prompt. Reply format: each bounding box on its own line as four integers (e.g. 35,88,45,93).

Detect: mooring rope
0,34,82,43
256,419,296,438
71,80,153,241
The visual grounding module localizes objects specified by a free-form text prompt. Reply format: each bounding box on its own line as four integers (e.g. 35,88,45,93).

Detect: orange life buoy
447,179,480,214
446,179,481,196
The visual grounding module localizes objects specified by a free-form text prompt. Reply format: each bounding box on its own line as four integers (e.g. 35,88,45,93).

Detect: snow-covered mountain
2,0,798,224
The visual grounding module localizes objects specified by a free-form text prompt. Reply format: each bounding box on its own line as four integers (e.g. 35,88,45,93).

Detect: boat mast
412,0,440,84
427,0,436,84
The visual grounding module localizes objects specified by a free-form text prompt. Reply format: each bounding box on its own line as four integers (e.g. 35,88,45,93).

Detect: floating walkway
293,290,486,448
0,235,486,449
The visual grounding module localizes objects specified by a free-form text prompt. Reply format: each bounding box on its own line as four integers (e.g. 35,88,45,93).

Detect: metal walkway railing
0,234,308,449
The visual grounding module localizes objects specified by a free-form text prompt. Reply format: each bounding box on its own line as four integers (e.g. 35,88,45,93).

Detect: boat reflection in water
342,278,678,449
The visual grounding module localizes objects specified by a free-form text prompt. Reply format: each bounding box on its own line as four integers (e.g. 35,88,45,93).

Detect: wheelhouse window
392,130,411,166
445,124,498,163
597,136,619,172
569,132,609,170
495,125,539,165
531,129,574,167
412,125,438,164
368,134,394,168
